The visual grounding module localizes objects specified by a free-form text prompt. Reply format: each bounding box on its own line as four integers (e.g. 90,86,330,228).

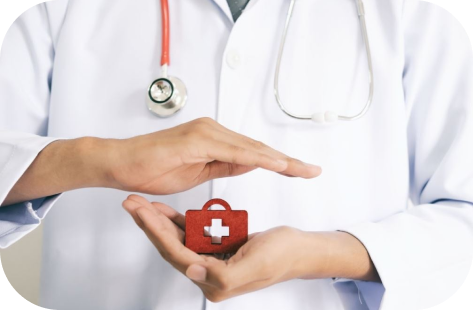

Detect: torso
40,0,408,309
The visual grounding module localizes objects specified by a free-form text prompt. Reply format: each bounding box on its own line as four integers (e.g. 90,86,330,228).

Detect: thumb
186,264,207,282
186,259,246,291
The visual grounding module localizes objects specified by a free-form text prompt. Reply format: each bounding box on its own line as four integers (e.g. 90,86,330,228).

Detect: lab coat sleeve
0,3,62,249
333,2,473,310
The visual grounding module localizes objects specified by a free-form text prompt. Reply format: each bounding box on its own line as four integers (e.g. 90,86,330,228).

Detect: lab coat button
226,49,242,69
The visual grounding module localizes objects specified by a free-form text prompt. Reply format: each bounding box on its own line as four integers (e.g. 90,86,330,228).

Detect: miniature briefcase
185,199,248,254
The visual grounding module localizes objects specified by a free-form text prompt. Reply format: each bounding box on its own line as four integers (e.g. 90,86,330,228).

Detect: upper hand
2,118,321,206
108,118,321,195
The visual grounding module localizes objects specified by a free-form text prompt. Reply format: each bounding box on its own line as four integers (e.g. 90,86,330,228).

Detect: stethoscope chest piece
147,76,187,117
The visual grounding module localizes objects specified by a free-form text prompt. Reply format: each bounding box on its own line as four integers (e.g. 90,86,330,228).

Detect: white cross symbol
204,219,230,244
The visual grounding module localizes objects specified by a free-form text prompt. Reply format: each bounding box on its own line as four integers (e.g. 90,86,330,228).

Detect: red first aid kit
185,199,248,254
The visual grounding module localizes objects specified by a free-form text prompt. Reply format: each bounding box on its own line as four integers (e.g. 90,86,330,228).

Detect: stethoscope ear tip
311,111,339,124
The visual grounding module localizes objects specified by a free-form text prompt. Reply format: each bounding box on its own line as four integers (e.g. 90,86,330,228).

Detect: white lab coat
0,0,472,309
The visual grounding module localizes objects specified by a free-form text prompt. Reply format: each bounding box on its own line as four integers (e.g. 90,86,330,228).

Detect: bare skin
3,118,321,206
122,195,381,303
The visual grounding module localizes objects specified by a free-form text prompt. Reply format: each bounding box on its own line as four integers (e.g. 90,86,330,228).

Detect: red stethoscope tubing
160,0,170,66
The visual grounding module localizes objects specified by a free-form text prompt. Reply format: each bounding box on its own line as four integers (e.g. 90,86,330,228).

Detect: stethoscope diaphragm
146,76,187,117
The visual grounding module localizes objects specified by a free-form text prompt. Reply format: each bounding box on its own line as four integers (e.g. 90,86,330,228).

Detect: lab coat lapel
209,0,234,23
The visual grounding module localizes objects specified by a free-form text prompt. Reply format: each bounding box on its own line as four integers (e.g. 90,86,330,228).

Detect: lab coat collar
209,0,261,25
209,0,234,24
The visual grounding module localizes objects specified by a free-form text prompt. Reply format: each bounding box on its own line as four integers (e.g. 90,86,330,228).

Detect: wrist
3,136,119,206
75,137,119,189
297,231,380,282
294,231,332,279
330,231,380,281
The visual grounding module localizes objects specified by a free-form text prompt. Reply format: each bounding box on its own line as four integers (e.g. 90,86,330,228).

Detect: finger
123,199,185,242
200,162,257,182
212,124,289,159
127,194,155,211
217,276,276,301
278,173,296,177
122,199,146,228
151,202,186,230
122,194,160,228
186,264,208,282
136,207,204,273
205,142,288,173
187,253,266,291
126,197,186,243
209,130,322,179
136,207,184,247
283,158,322,179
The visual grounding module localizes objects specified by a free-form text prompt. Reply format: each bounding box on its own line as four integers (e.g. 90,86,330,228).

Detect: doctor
1,0,472,310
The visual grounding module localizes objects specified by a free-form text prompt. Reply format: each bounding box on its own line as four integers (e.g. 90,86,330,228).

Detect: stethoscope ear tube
160,0,170,67
274,0,374,123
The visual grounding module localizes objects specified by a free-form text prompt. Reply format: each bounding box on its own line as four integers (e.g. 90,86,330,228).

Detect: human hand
108,118,321,195
122,195,380,303
4,118,321,206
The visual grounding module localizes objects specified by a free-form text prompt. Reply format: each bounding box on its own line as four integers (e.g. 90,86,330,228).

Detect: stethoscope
146,0,374,124
146,0,187,117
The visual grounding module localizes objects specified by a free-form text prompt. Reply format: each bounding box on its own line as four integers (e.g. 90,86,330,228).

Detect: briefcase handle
202,199,232,211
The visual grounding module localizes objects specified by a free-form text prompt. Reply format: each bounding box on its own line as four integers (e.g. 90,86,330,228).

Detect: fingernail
187,265,207,282
304,163,322,174
303,162,320,169
302,161,320,169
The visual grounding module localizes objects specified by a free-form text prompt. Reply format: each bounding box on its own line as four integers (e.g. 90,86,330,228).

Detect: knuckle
183,127,207,143
198,117,214,123
158,248,176,264
278,225,299,237
216,274,232,292
194,117,215,126
204,291,217,303
286,157,302,166
192,122,214,137
230,145,243,154
158,250,171,262
183,130,200,143
225,163,235,176
135,224,145,231
279,225,293,233
136,220,146,230
228,146,244,162
250,139,266,149
205,291,226,303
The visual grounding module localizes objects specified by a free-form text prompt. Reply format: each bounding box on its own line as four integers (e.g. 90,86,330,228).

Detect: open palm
122,195,320,302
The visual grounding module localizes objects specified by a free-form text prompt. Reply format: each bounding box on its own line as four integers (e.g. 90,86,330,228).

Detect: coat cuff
0,133,59,204
0,133,61,248
0,194,60,249
333,278,385,310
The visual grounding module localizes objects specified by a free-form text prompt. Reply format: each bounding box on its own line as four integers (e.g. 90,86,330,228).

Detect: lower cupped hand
122,195,310,302
122,195,380,302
